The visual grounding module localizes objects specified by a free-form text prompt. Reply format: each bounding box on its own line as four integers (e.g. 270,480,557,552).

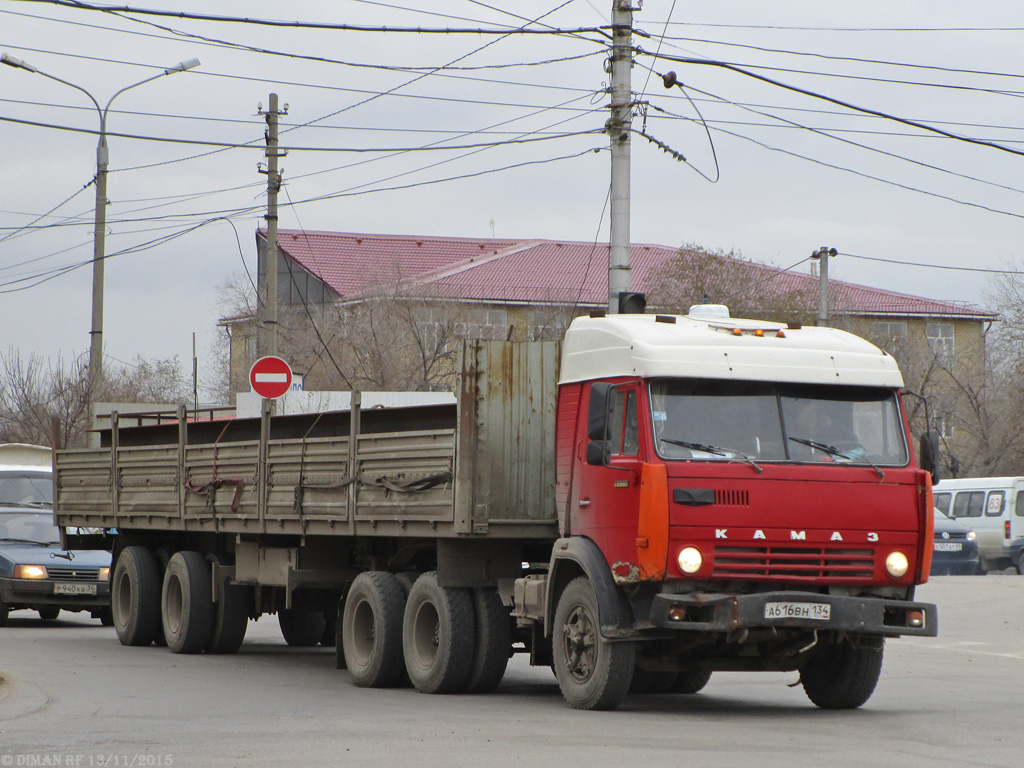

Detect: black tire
98,608,114,627
112,545,162,647
464,588,511,694
320,606,338,648
801,638,884,709
161,550,215,654
279,607,328,647
669,668,712,694
342,571,407,688
206,580,250,655
402,571,475,694
552,576,635,711
0,599,9,627
1016,551,1024,576
629,666,678,694
38,607,60,621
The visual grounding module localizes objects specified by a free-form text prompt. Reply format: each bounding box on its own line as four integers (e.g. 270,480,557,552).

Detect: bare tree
0,350,90,448
645,244,818,325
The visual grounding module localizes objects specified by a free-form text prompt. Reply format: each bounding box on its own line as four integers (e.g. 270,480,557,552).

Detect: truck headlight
885,551,909,578
14,564,48,579
677,547,703,574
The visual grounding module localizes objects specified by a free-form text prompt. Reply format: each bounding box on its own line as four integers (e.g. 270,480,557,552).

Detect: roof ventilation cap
688,304,730,320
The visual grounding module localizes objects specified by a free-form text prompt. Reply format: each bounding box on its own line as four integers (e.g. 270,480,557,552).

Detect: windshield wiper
0,500,52,509
788,437,884,480
661,438,762,474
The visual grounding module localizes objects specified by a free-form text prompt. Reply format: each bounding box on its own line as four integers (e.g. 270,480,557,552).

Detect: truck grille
713,545,875,580
46,567,102,582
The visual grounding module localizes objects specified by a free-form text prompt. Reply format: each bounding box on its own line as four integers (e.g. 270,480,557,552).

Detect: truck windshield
649,379,909,466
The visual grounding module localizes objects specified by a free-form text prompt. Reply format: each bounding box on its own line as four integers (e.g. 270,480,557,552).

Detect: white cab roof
0,443,52,472
559,311,904,387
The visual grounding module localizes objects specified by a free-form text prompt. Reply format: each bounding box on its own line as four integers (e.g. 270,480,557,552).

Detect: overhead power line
26,0,612,37
652,54,1024,159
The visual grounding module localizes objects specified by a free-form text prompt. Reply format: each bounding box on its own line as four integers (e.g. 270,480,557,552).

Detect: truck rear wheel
669,668,712,694
464,588,511,694
552,577,635,711
403,572,475,694
206,575,250,655
112,545,162,647
629,667,677,694
800,637,884,709
342,571,406,687
161,551,214,654
278,607,327,647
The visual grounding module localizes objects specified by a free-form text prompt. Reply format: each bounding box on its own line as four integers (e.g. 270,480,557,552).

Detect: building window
871,321,907,341
926,322,955,365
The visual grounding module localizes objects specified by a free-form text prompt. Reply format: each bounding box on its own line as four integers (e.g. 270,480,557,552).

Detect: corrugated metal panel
54,448,113,522
267,437,351,523
455,340,560,533
354,430,456,521
117,445,181,519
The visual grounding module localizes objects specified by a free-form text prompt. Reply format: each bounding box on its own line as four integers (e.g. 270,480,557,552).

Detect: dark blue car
0,457,111,625
930,508,980,576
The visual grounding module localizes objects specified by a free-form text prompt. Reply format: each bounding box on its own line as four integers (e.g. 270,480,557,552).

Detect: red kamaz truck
54,305,938,710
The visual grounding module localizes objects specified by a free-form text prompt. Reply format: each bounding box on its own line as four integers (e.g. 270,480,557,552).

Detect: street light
1,52,200,399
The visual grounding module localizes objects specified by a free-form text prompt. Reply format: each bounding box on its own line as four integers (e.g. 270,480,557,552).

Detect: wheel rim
165,572,183,635
561,603,597,684
350,598,376,665
113,567,131,627
409,599,440,671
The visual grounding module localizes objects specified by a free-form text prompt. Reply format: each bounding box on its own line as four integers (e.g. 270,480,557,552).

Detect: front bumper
0,576,110,610
649,590,937,637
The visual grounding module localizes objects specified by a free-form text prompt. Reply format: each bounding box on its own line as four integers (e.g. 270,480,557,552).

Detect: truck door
571,383,644,569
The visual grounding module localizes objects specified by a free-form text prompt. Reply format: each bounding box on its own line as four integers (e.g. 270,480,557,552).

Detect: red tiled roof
262,230,995,319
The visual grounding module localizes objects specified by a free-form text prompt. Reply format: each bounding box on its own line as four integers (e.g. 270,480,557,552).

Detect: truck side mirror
919,430,941,485
588,382,613,440
586,382,613,466
586,439,610,467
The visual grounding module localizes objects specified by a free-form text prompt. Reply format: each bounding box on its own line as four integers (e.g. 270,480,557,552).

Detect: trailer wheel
112,545,162,647
342,571,407,687
161,551,214,654
800,638,884,709
278,607,327,647
319,606,337,648
403,571,475,694
669,668,712,694
38,607,60,621
552,576,635,711
206,577,250,655
464,588,511,694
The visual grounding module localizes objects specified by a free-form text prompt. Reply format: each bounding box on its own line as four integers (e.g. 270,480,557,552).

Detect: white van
933,477,1024,572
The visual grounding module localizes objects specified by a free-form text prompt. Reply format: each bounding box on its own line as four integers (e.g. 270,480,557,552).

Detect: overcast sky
2,1,1023,399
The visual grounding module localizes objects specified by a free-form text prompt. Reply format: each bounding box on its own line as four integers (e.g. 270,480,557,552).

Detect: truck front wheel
800,637,884,709
161,551,214,654
342,571,406,687
111,545,162,647
552,577,634,710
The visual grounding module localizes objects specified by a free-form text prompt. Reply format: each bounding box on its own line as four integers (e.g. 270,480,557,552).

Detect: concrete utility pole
607,1,635,313
0,53,199,399
258,94,286,357
811,246,838,326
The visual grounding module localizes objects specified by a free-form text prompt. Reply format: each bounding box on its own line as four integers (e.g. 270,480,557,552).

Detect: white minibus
933,477,1024,572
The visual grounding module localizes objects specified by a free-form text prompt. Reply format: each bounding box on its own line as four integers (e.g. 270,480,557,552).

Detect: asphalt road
1,576,1022,768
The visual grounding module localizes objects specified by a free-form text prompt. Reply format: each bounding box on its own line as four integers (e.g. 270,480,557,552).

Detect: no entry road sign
249,356,293,399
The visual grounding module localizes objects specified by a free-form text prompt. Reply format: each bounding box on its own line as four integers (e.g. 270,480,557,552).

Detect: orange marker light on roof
754,329,764,337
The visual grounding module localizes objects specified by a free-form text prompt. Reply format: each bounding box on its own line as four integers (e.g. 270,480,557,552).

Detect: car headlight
99,567,110,581
885,551,909,578
966,531,977,542
14,564,48,579
677,546,703,574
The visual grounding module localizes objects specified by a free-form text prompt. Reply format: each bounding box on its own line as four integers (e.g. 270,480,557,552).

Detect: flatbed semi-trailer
55,307,938,710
